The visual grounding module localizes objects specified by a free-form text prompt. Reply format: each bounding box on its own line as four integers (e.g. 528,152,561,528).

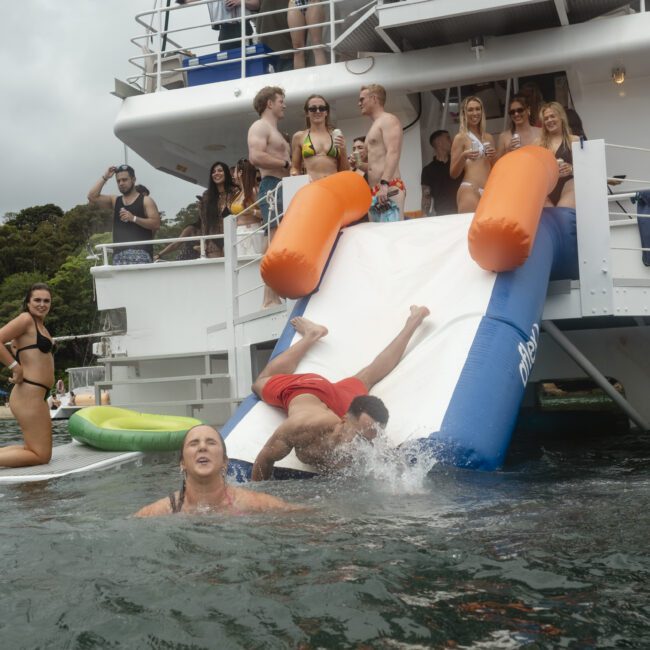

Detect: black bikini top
15,314,53,364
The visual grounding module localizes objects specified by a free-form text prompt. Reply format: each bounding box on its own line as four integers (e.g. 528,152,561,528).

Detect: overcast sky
0,1,214,222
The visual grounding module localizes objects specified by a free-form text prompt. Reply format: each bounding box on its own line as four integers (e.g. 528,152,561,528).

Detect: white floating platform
0,442,143,484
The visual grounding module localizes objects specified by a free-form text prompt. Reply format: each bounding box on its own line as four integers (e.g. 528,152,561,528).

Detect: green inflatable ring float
69,406,203,452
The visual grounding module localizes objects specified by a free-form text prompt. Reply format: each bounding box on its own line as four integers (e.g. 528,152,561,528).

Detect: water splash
333,432,440,495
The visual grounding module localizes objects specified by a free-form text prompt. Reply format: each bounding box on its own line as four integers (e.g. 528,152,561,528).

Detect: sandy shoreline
0,405,14,420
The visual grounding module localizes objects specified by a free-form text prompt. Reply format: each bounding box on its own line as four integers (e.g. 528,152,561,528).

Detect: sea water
1,419,649,648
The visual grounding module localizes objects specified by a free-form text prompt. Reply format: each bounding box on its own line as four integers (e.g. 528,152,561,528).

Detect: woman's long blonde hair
539,102,573,152
459,96,486,138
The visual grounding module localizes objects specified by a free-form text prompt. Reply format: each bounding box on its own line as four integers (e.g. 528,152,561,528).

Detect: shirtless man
251,305,430,480
359,84,405,220
449,96,496,213
248,86,291,307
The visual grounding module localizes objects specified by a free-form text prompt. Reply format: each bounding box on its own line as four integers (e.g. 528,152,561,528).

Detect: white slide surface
226,215,497,472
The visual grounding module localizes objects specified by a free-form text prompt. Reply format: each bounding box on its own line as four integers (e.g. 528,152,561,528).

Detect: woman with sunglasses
535,102,579,208
290,95,349,181
496,95,541,160
200,161,238,257
450,96,496,213
0,283,55,467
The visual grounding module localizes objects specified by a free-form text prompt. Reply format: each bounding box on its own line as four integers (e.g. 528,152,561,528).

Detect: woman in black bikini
535,102,580,208
0,283,54,467
200,162,238,258
135,425,300,517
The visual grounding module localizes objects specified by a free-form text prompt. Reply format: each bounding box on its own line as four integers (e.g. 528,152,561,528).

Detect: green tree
157,200,201,242
0,271,46,322
6,204,64,232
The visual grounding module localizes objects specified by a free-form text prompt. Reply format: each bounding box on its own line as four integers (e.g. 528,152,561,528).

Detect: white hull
91,3,650,451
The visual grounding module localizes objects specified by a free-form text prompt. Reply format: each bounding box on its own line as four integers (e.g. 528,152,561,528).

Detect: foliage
5,204,64,231
157,200,201,242
0,199,194,393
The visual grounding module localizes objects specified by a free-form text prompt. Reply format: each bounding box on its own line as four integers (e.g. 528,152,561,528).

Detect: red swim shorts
261,373,368,418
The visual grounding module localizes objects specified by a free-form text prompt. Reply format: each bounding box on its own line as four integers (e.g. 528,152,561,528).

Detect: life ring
69,406,203,452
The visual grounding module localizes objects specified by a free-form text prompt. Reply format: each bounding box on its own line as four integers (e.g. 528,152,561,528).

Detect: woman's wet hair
347,395,389,427
22,283,51,312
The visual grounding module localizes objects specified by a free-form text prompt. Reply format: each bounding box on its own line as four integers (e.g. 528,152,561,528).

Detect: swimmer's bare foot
407,305,430,329
291,317,328,341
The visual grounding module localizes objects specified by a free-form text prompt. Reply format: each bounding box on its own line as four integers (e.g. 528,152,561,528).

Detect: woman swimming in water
0,283,55,467
135,425,301,516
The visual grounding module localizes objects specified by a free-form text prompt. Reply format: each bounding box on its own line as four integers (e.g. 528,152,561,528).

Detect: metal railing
95,233,224,265
605,142,650,224
129,0,352,92
572,138,650,317
93,181,284,325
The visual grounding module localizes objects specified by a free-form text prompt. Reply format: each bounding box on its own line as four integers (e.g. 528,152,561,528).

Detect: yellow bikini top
302,130,338,159
230,191,245,215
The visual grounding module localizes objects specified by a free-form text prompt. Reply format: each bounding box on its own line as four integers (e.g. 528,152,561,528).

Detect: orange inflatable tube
261,171,371,298
468,145,559,272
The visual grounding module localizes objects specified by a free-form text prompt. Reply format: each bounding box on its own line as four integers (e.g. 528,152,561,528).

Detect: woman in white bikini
450,96,496,213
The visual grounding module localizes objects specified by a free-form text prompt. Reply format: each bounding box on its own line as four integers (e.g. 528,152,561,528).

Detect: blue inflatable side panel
428,208,577,469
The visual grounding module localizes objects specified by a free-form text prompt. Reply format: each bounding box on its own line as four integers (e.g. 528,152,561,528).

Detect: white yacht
93,0,650,472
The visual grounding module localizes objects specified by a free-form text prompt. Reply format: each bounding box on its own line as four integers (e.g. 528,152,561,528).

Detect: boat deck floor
0,442,143,484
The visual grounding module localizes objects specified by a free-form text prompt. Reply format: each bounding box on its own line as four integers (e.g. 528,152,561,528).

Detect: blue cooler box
183,44,277,85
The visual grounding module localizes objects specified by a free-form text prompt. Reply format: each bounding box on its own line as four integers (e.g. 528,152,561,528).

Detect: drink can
512,133,521,148
332,128,342,140
353,151,362,166
557,158,564,166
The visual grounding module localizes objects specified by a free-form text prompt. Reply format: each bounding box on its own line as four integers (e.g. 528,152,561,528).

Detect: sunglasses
509,107,526,116
307,105,328,113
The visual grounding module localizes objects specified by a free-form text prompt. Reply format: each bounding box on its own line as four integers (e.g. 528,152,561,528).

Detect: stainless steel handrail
129,0,351,91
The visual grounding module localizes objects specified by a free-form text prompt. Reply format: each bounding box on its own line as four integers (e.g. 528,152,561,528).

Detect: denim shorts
258,176,284,227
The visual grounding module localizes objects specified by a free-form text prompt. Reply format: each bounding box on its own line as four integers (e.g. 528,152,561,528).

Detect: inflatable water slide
223,147,578,477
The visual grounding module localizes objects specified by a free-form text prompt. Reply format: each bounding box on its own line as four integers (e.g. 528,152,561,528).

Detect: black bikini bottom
21,378,51,401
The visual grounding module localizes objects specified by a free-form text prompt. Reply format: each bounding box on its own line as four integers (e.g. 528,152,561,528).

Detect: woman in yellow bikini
0,283,55,467
290,95,349,181
230,158,265,256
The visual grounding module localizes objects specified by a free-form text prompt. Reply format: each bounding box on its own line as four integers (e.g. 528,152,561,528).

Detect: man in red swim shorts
251,305,430,480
